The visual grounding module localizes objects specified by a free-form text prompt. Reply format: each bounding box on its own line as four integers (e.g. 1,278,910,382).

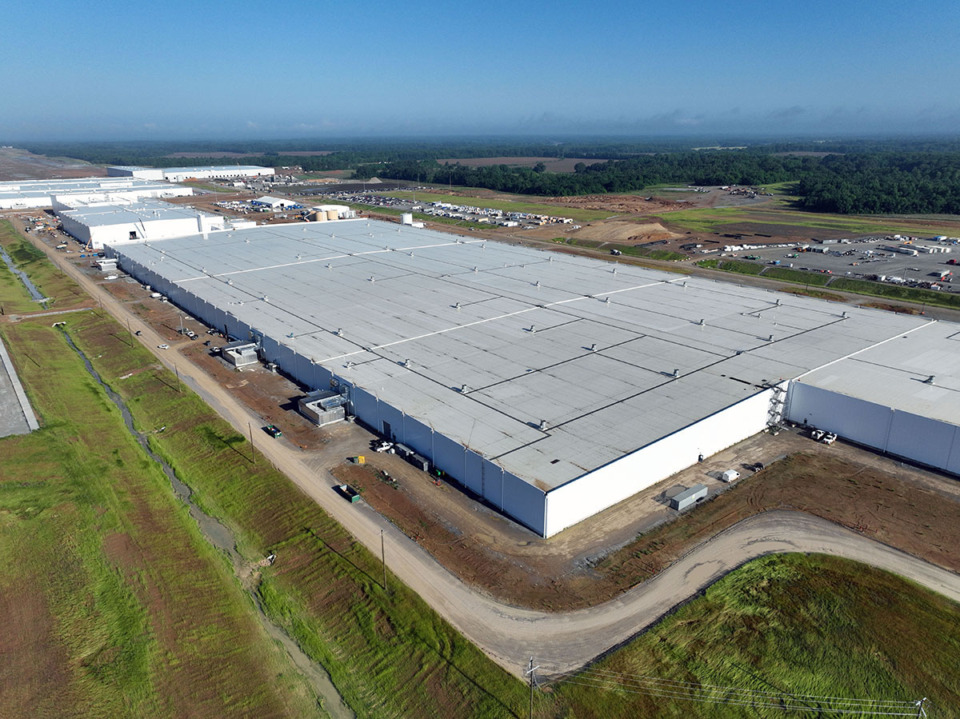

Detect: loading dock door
382,421,392,440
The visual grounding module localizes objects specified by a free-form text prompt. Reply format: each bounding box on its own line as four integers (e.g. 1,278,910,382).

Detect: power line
543,666,923,716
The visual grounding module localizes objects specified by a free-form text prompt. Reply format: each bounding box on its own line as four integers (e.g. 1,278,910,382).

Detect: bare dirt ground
0,569,76,717
0,147,106,181
21,216,960,617
20,224,960,680
543,193,686,214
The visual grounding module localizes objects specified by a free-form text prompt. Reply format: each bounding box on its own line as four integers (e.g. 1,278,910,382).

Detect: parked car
810,429,825,441
157,344,169,350
821,432,837,445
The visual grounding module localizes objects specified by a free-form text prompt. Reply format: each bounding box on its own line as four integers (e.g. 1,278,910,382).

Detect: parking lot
724,235,958,291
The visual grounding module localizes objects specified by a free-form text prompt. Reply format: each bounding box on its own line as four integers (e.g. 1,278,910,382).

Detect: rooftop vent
539,419,548,431
336,328,343,337
590,343,597,351
924,375,936,385
460,384,467,393
529,324,536,333
455,302,461,310
699,318,705,326
673,368,679,377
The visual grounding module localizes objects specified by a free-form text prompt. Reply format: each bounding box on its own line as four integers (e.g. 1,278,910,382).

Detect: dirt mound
572,220,682,243
545,194,686,214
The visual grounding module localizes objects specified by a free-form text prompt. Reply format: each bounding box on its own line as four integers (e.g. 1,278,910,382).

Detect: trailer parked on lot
671,484,708,511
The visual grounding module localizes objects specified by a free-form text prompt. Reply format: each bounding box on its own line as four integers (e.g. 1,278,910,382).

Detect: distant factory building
251,196,301,210
108,165,275,182
106,220,960,537
0,177,192,210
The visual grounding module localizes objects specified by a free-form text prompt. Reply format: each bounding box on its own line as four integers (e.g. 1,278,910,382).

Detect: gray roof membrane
112,220,935,489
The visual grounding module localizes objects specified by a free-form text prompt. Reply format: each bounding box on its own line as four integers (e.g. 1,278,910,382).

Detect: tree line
21,138,960,215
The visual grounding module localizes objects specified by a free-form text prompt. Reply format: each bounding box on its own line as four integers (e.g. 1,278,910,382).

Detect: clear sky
2,0,958,141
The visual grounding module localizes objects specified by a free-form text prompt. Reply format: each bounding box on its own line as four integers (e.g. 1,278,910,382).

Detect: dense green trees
22,138,960,215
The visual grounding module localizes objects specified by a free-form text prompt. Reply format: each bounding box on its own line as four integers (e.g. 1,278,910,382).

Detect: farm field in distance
4,139,960,715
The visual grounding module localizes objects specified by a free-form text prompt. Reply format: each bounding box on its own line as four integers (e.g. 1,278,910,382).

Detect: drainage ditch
61,329,354,719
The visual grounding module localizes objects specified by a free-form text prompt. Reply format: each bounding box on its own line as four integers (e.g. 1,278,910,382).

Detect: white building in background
108,165,275,182
0,177,193,210
106,220,960,537
55,199,229,249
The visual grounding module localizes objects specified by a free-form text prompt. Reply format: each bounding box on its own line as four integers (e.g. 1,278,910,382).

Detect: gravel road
29,231,960,680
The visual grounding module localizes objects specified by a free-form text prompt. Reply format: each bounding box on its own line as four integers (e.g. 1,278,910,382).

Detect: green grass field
0,220,86,309
384,189,613,222
552,554,960,718
658,205,960,237
6,239,960,717
63,310,528,718
0,320,320,718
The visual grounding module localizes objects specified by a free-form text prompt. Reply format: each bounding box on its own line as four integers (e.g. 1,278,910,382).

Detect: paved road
27,231,960,680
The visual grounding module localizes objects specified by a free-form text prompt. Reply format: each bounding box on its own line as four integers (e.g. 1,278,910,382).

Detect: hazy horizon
3,0,959,142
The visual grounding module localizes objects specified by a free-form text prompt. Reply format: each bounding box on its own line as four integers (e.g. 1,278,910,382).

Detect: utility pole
248,422,256,464
174,364,181,393
381,529,387,592
525,656,539,719
916,697,927,718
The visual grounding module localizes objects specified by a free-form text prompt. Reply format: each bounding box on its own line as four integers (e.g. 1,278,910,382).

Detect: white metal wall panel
887,411,956,470
500,469,546,536
434,433,472,490
545,389,774,536
786,383,893,449
402,416,434,459
379,403,405,442
466,450,488,503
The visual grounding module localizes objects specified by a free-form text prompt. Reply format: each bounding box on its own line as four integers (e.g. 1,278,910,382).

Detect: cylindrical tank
308,210,324,221
326,210,339,221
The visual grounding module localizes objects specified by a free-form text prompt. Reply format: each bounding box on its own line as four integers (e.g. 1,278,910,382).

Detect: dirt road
26,232,960,680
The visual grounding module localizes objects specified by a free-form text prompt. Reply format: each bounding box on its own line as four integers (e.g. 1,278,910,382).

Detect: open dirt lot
0,147,105,181
21,216,960,617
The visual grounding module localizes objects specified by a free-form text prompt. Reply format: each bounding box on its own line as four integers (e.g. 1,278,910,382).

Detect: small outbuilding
298,389,348,426
222,340,259,368
670,484,708,511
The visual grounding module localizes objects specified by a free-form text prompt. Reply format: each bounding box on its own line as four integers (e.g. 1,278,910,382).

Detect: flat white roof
59,199,214,228
0,177,178,201
112,165,271,174
799,320,960,426
110,221,943,490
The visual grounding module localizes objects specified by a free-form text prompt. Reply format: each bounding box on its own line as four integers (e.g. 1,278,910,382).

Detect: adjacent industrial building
0,177,193,210
108,165,275,182
55,199,234,249
105,220,960,537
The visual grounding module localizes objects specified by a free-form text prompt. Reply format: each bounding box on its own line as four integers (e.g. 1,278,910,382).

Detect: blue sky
2,0,958,140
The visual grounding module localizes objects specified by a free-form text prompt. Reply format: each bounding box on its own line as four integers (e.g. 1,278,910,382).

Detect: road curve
29,232,960,680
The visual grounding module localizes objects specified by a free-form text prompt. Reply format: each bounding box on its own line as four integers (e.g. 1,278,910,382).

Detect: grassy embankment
553,553,960,718
696,257,960,310
0,219,87,311
658,205,960,237
63,310,528,718
7,230,960,716
0,320,321,718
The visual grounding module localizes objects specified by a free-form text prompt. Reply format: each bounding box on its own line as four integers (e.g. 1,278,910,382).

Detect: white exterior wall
163,168,275,182
786,382,960,475
544,387,776,537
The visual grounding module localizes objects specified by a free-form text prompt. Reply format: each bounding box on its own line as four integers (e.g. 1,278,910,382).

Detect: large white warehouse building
55,199,234,250
107,220,960,537
0,177,193,210
108,165,275,182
